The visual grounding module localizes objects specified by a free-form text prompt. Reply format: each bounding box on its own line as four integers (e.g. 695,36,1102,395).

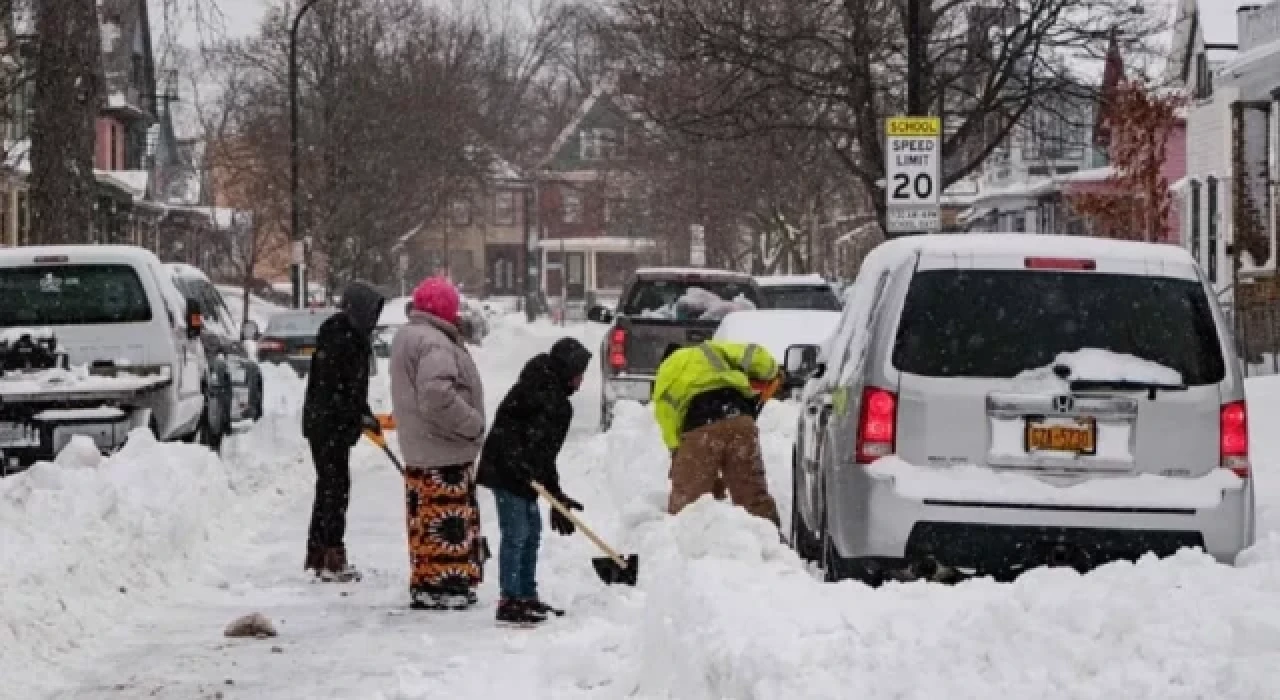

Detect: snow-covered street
6,313,1280,699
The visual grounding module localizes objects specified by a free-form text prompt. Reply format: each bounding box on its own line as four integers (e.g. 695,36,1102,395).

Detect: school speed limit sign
885,116,941,233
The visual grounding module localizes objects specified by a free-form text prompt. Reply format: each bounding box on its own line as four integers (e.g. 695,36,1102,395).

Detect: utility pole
289,0,322,309
906,0,924,116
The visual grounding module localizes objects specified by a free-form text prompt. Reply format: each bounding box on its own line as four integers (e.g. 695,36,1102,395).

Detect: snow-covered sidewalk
10,314,1280,699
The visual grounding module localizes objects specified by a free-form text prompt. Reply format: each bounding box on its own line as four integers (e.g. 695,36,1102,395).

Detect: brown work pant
668,414,780,526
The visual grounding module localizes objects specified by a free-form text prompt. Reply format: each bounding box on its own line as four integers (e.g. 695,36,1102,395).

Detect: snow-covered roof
0,244,163,267
536,237,657,252
95,169,149,198
754,274,829,287
164,262,211,281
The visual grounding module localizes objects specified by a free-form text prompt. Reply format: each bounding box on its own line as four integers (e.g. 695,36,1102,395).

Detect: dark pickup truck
586,267,762,430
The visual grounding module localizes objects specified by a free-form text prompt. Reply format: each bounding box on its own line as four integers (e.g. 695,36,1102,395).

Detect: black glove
550,509,576,536
361,412,382,435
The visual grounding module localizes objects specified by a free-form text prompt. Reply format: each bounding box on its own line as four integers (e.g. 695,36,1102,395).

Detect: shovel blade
592,554,639,586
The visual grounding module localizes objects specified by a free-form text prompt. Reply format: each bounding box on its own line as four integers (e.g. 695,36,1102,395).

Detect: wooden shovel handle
530,482,629,570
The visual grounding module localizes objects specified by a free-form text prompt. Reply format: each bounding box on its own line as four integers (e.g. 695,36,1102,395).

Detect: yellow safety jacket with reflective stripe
652,340,779,450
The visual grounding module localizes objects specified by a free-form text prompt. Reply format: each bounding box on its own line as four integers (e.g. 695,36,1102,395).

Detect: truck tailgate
620,319,721,375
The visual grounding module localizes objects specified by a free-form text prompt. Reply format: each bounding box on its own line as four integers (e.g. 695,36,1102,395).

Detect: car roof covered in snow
164,262,211,281
635,267,753,280
754,274,829,287
866,234,1198,279
713,309,842,361
0,244,164,267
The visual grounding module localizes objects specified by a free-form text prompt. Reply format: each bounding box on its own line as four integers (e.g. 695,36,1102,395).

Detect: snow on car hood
1015,348,1184,390
713,310,841,361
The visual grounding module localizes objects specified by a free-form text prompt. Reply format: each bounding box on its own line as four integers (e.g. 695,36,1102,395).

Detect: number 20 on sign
886,117,941,206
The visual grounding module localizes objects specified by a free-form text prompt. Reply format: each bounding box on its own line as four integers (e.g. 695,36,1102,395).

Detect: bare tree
607,0,1168,223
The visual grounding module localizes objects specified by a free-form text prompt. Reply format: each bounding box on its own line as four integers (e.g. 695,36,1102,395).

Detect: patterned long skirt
404,464,482,593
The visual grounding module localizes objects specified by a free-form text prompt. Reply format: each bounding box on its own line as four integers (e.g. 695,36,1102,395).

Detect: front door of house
565,252,586,301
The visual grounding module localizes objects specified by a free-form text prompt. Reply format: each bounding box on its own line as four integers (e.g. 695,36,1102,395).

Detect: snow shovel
530,481,639,586
364,429,405,474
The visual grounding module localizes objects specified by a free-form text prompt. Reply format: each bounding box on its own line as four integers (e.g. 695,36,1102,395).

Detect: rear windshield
759,285,842,311
892,269,1226,385
267,311,335,336
0,264,152,326
620,279,760,317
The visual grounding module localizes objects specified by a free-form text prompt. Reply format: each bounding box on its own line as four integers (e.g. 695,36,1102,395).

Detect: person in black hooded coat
301,280,385,581
477,337,592,625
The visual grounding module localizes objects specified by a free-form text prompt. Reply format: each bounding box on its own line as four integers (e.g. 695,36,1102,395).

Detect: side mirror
186,299,204,339
586,305,614,324
783,344,821,386
240,320,261,342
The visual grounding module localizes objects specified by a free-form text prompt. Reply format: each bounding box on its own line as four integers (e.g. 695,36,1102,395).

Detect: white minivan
0,245,213,444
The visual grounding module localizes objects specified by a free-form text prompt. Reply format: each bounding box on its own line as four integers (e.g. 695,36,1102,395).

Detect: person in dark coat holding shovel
477,337,592,626
302,280,386,582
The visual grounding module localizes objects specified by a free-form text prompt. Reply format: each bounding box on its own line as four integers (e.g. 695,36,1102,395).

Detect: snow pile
1016,349,1184,387
640,287,757,321
0,363,308,696
634,516,1280,699
867,457,1243,509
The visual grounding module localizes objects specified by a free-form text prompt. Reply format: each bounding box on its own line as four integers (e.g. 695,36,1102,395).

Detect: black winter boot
496,599,545,627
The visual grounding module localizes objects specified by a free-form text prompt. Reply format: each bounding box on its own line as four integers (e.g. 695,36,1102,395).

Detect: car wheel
790,452,820,562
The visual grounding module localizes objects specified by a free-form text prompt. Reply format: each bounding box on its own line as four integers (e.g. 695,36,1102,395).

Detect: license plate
1025,417,1096,455
298,347,315,356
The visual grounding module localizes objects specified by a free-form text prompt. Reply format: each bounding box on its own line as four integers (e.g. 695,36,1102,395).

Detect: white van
0,246,212,445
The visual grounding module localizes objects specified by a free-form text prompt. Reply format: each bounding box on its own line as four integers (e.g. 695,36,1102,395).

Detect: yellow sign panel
886,117,941,137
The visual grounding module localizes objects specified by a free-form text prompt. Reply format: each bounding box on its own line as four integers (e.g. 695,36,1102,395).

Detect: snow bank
0,362,309,695
635,503,1280,699
0,326,55,345
867,457,1243,508
1016,348,1184,387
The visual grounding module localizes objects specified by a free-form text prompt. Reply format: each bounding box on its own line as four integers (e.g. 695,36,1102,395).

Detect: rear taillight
608,328,626,371
258,338,285,353
1221,401,1250,478
855,387,897,464
1024,257,1097,271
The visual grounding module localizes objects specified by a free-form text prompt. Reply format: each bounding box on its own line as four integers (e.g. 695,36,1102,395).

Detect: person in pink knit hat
388,276,488,610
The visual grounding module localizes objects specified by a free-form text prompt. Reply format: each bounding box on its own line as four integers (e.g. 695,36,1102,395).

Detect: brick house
401,156,531,298
535,86,658,307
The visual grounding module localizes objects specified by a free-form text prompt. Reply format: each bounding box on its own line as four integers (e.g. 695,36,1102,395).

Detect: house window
563,191,582,223
1195,53,1213,100
580,128,619,161
494,191,515,225
451,199,471,226
1206,176,1219,284
1189,180,1202,265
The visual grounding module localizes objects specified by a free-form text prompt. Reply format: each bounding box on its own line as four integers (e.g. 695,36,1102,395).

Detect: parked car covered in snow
712,309,841,398
586,267,762,430
0,246,231,469
168,264,264,423
256,308,339,377
755,274,842,311
789,234,1255,585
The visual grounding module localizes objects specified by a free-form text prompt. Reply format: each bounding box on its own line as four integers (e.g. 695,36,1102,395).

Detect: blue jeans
493,488,541,600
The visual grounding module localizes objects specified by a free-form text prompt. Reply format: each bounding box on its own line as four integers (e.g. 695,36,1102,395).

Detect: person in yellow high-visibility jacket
653,340,783,526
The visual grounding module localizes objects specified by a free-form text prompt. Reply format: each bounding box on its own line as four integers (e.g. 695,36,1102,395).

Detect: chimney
1237,4,1277,53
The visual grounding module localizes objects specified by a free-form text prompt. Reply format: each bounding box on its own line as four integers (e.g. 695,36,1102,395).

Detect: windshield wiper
1069,379,1189,400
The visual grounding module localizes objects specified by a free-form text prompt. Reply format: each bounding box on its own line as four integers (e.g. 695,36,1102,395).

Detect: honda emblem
1052,395,1074,413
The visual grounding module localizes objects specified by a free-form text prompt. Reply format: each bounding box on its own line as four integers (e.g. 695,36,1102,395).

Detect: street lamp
290,0,322,309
